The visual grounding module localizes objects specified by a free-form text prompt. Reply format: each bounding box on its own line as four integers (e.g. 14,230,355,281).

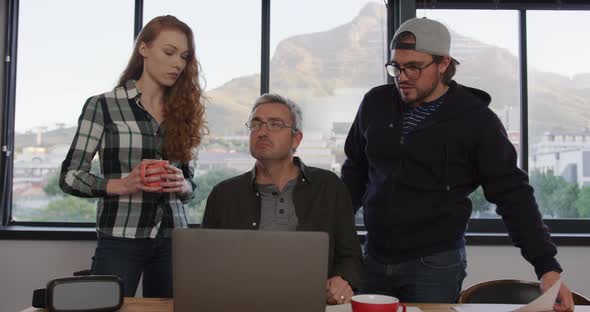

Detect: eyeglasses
245,119,296,132
385,60,436,80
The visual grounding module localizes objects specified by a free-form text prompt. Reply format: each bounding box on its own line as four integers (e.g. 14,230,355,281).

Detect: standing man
341,17,573,311
202,94,362,305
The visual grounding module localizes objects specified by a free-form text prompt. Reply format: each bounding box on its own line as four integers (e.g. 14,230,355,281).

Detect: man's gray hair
251,93,303,132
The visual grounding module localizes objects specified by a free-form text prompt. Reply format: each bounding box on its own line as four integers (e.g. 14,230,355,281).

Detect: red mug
351,295,406,312
140,160,169,187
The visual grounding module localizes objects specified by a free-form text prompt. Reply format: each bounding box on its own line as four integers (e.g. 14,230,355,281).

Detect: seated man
202,93,362,305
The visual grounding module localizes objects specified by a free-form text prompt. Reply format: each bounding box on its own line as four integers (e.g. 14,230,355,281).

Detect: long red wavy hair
118,15,206,163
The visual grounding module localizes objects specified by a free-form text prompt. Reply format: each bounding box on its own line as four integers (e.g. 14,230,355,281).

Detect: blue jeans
362,247,467,303
90,232,173,298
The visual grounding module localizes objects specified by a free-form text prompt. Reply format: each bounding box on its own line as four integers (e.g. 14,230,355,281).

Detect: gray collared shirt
256,179,299,230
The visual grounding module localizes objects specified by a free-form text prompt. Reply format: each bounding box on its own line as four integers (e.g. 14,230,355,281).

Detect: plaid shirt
59,80,196,238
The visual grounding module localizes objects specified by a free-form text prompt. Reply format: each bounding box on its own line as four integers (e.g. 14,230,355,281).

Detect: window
2,1,590,239
11,0,134,222
527,11,590,219
270,0,387,225
416,9,520,219
144,0,261,223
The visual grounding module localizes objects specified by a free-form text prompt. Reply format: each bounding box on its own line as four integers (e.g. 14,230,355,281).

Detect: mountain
17,2,590,145
204,74,261,135
450,29,590,141
204,2,590,141
204,2,387,135
269,3,387,93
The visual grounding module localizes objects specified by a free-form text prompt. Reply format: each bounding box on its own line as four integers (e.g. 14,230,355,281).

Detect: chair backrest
458,279,590,306
459,279,541,304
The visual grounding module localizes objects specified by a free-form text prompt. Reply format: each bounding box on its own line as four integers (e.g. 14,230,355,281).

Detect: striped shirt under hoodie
402,91,449,138
59,80,197,239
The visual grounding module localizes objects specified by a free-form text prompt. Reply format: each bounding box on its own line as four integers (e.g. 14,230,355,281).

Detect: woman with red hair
59,15,206,297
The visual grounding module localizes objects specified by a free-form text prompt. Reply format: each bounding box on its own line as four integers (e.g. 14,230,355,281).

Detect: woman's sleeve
59,95,107,198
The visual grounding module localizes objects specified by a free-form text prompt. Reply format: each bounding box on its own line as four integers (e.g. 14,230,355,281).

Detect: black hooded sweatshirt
342,81,561,279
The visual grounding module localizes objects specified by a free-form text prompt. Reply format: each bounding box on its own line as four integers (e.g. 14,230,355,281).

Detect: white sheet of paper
512,279,561,312
453,304,524,312
452,279,561,312
325,303,422,312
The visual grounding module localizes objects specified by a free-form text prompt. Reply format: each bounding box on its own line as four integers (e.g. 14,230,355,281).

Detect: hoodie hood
460,82,492,107
417,80,492,126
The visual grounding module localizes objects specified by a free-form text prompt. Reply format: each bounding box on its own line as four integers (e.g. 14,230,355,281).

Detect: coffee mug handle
398,303,406,312
140,163,147,184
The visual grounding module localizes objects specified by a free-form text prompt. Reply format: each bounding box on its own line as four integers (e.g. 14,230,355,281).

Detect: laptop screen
173,228,329,312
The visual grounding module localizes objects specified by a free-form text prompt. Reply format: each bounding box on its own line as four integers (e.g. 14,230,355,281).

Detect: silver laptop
173,228,329,312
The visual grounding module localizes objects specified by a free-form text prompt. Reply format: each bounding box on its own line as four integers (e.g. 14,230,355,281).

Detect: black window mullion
389,0,417,84
134,0,143,39
519,10,528,171
386,0,394,85
1,0,19,226
261,0,270,94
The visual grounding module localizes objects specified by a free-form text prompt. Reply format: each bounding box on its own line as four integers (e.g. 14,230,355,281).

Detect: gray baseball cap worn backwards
391,17,460,64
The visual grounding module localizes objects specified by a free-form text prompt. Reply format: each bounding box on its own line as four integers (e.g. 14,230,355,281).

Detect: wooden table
21,298,590,311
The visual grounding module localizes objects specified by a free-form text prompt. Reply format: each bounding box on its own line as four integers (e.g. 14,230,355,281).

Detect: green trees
574,186,590,218
35,166,241,224
186,167,241,223
30,166,590,222
36,170,97,222
469,170,589,219
469,187,491,215
38,196,96,222
43,171,62,196
530,170,580,218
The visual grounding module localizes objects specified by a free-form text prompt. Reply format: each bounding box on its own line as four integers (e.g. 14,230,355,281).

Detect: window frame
1,0,589,244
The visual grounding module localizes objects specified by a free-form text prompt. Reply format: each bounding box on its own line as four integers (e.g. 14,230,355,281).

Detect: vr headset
32,275,123,312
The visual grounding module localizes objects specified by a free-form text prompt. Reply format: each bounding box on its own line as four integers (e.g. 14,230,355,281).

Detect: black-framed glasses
385,60,436,80
245,119,296,132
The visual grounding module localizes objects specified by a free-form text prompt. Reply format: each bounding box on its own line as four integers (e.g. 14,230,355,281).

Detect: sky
13,1,590,133
418,9,590,78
